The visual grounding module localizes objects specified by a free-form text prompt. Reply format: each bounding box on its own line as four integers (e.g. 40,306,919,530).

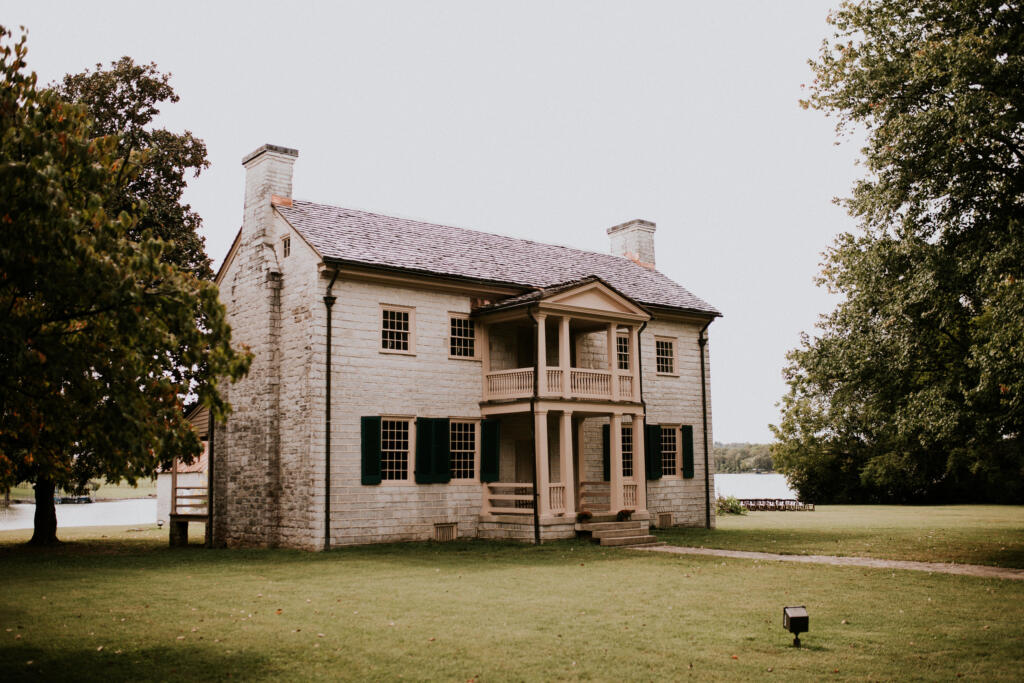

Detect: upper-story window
621,425,633,478
656,337,676,375
616,334,630,370
282,236,291,258
661,426,678,476
450,421,477,479
449,315,476,358
381,305,415,354
381,418,411,480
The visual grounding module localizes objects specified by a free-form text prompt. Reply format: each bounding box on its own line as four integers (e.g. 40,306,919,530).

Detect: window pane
656,340,674,373
381,419,409,480
382,309,410,351
621,425,633,478
450,317,475,357
450,422,476,479
661,427,677,475
616,336,630,370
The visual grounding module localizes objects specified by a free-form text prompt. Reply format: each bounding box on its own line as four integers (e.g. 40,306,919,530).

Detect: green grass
6,478,157,502
656,505,1024,568
1,524,1022,681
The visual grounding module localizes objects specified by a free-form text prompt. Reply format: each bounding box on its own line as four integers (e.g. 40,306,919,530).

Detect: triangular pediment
540,279,650,320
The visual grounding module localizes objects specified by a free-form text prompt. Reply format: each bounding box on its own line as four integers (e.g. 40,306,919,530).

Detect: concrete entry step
577,520,644,533
600,535,659,547
593,527,651,540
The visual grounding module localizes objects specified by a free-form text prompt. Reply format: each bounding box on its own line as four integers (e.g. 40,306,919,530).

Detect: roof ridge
288,199,646,270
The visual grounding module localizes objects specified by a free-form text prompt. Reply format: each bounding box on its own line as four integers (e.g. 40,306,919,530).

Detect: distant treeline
713,443,773,473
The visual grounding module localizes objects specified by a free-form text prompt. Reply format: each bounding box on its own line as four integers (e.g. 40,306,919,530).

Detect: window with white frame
616,334,630,370
450,421,477,479
449,315,476,358
381,419,410,480
661,426,678,476
656,338,676,374
282,236,291,258
621,425,633,478
381,305,414,353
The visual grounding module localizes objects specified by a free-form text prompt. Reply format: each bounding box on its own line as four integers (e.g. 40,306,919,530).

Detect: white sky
5,1,860,443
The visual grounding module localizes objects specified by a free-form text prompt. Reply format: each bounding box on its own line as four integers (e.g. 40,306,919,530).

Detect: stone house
205,143,720,550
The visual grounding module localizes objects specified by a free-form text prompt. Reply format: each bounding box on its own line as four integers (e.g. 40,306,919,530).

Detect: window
661,426,678,476
381,305,414,353
616,335,630,370
449,315,476,358
621,425,633,478
282,236,291,258
450,421,477,479
656,338,676,374
381,419,410,480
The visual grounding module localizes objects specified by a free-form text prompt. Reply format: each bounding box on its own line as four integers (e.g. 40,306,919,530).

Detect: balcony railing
483,367,635,402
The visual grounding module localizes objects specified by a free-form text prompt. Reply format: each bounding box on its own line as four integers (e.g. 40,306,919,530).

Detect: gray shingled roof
276,200,720,316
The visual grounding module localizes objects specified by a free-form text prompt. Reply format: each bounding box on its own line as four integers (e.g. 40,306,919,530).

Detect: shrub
716,496,747,515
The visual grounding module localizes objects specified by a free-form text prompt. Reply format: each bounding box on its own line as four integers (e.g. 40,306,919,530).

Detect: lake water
714,473,796,499
0,499,157,531
0,474,793,531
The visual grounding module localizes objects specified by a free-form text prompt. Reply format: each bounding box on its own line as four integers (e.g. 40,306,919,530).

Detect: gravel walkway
636,545,1024,581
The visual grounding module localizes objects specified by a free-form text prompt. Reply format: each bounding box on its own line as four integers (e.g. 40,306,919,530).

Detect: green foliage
774,0,1024,504
0,27,250,542
716,496,747,515
713,442,774,473
54,57,213,279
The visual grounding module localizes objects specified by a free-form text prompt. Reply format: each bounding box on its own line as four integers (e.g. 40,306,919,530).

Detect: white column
633,413,647,512
559,410,575,516
559,316,571,398
534,409,550,518
536,313,547,395
609,412,623,511
576,417,587,511
607,323,619,401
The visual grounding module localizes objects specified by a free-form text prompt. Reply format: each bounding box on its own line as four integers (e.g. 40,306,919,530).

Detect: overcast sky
6,1,861,443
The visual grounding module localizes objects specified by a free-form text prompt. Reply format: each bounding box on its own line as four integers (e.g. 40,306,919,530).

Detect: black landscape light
783,606,808,647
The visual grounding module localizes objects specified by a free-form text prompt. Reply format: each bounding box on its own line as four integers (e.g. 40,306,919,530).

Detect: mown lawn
656,505,1024,568
1,524,1022,681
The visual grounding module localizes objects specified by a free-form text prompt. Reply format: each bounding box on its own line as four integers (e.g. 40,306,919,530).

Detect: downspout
205,409,215,549
323,268,340,551
698,319,713,529
527,307,541,546
635,320,648,505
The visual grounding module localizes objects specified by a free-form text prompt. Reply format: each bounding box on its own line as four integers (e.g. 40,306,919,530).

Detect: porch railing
482,482,534,516
623,483,638,509
548,484,566,514
485,368,535,400
570,369,611,397
483,367,639,402
172,485,208,516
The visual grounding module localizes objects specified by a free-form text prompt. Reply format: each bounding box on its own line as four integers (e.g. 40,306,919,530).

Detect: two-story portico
473,276,654,539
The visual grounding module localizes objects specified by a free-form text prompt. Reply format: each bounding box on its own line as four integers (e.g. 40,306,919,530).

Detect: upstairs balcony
473,277,649,406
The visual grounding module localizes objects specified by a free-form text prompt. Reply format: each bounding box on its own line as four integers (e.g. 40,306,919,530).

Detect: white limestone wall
326,279,486,546
642,319,715,528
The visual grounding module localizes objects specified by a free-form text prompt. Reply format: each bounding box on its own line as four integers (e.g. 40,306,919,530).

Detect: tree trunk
28,477,60,546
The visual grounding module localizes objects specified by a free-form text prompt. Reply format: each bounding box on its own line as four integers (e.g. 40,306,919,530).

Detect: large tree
772,0,1023,503
0,27,250,544
54,57,213,279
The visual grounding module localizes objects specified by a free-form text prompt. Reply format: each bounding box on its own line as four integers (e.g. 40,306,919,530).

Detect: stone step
599,534,659,547
593,527,652,540
578,520,644,532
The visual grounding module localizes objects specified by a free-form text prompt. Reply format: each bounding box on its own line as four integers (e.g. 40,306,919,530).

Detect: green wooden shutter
681,425,695,479
360,416,382,485
433,418,451,483
602,424,610,482
480,418,500,483
645,423,662,480
415,418,434,484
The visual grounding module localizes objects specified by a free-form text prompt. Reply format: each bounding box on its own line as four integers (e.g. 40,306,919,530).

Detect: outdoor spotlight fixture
157,520,164,529
783,606,809,647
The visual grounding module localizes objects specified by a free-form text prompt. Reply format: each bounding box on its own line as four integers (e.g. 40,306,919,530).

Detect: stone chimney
607,219,656,268
241,144,299,240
